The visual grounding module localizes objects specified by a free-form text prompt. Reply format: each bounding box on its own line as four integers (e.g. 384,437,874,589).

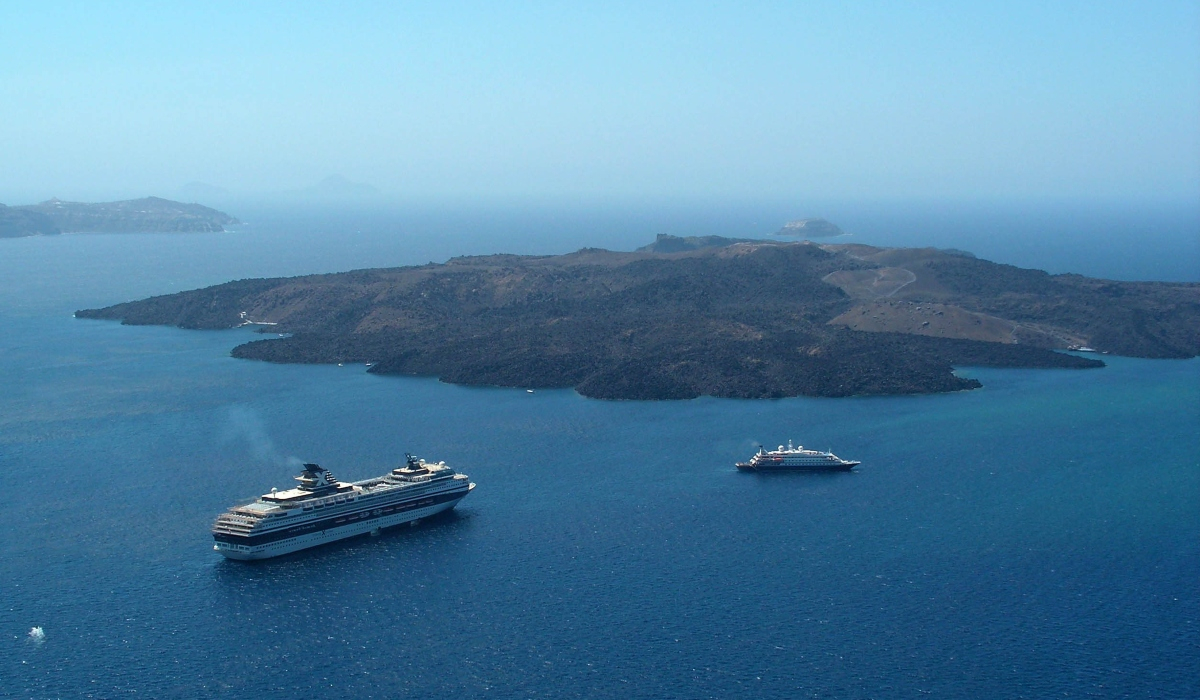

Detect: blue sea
1,201,1197,698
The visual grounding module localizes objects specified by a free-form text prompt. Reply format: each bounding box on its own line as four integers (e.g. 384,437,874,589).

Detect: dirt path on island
822,267,917,300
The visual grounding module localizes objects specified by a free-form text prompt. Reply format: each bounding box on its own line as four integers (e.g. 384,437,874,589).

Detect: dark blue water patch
1,308,1197,697
816,197,1200,283
1,213,1197,698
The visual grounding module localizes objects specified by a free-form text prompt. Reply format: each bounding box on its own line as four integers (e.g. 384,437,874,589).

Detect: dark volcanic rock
14,197,239,234
71,239,1187,400
899,256,1198,359
77,278,282,328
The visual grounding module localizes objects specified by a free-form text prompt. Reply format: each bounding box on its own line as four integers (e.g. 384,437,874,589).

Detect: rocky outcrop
776,218,845,238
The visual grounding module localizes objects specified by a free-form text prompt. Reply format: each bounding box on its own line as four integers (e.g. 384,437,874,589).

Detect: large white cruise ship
213,455,474,560
735,440,859,472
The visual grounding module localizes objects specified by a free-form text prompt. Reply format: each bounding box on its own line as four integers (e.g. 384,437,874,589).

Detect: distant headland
776,218,845,238
0,197,239,237
76,235,1200,400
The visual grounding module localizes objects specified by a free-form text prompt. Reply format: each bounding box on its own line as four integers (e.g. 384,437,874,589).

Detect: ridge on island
0,197,239,237
76,236,1200,400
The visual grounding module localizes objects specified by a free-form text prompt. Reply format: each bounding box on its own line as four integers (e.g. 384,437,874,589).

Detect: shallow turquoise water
0,216,1197,698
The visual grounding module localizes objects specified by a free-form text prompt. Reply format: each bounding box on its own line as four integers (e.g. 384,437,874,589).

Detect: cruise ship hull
215,487,471,561
736,461,858,472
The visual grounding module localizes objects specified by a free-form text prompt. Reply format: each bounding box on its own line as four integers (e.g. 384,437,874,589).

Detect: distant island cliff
776,218,845,238
76,235,1200,400
0,204,59,237
0,197,239,237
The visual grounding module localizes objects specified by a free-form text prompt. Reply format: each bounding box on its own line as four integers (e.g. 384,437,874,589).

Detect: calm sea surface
1,203,1197,698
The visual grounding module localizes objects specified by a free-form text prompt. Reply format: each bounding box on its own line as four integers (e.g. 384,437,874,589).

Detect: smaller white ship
736,440,859,472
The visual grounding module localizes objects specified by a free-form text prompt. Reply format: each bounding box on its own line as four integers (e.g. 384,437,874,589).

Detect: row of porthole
260,521,372,548
243,511,441,551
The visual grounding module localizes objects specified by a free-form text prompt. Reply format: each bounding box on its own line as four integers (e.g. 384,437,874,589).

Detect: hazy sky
1,1,1197,204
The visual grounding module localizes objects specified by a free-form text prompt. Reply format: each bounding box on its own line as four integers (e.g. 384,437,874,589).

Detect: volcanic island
76,235,1200,400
